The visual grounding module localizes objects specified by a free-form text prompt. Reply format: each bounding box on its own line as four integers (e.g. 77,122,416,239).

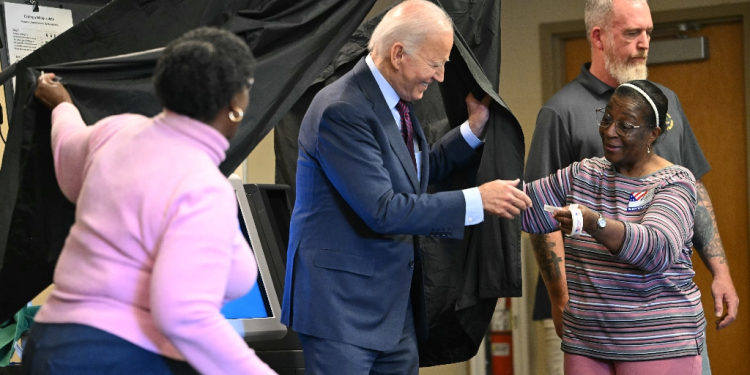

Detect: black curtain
273,0,522,366
0,0,377,322
275,0,502,194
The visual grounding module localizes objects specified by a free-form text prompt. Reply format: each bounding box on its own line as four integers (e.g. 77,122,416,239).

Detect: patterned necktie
396,99,417,170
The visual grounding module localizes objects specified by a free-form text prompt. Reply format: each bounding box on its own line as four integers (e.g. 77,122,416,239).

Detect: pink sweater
34,102,276,375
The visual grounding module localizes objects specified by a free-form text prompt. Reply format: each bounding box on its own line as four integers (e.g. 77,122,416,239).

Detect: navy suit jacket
280,58,478,352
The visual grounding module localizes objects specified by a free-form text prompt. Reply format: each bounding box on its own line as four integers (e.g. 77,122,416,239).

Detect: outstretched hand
552,204,597,235
466,92,492,139
35,72,72,110
477,179,532,219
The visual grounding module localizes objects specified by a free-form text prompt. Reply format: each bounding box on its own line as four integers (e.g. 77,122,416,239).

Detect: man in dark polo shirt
525,1,739,374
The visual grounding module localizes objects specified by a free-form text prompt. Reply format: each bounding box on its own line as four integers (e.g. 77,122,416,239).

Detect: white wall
243,129,276,184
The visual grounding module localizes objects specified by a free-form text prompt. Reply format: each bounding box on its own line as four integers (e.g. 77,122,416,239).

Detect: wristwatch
593,212,606,233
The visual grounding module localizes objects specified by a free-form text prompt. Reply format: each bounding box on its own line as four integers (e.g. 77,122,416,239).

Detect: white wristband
568,204,584,237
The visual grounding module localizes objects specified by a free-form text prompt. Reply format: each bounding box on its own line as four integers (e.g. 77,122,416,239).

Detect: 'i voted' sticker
627,190,654,212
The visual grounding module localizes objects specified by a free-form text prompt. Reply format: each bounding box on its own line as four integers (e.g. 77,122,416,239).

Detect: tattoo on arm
531,234,562,282
693,181,727,264
693,205,713,249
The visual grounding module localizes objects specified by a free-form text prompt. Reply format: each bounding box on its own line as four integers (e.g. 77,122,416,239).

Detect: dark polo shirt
525,62,710,320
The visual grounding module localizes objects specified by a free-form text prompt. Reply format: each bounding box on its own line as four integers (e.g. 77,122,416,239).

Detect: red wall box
490,331,513,375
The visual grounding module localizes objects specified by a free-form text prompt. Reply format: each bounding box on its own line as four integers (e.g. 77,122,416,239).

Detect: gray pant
701,341,711,374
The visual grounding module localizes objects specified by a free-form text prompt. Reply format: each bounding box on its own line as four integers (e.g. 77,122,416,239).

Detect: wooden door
563,21,750,375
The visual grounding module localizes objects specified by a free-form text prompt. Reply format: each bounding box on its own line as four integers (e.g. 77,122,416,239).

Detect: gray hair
585,0,648,41
368,0,453,59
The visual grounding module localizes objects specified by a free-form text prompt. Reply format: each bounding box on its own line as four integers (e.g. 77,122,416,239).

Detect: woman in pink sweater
21,28,275,375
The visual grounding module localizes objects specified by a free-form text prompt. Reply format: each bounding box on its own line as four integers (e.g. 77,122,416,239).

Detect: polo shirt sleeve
671,95,711,180
525,106,576,182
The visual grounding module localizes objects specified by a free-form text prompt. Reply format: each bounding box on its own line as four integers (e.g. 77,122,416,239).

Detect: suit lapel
353,59,420,192
409,102,429,193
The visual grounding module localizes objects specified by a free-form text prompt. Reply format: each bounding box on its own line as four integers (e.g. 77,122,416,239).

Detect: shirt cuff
463,187,484,226
460,121,484,148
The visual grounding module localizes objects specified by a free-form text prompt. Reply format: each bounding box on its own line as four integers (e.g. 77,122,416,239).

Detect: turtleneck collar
154,110,229,166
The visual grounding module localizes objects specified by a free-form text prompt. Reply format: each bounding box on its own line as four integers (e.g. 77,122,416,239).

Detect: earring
229,108,244,123
647,145,651,154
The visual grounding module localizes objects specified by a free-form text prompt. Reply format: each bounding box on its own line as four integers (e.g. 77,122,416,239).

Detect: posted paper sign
4,2,73,65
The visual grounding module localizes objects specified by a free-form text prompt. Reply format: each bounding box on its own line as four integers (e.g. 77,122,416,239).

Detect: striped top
522,157,705,361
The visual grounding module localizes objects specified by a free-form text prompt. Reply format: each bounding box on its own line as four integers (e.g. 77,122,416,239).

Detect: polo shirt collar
577,62,615,97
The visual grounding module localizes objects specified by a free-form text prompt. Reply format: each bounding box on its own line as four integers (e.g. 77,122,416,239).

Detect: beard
604,43,648,84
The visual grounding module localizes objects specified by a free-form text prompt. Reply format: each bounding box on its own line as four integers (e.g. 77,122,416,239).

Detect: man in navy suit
280,1,531,373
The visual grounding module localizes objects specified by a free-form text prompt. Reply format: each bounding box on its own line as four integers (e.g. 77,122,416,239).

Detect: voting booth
224,176,288,342
0,2,307,371
0,0,107,121
228,177,305,374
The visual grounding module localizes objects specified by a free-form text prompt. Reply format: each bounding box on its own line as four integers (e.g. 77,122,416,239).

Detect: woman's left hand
553,204,598,235
35,72,72,110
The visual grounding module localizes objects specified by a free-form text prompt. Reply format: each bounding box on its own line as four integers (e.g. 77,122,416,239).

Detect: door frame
540,1,750,249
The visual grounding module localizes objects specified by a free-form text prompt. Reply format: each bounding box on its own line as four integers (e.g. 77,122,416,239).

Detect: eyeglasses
595,108,650,137
404,50,449,71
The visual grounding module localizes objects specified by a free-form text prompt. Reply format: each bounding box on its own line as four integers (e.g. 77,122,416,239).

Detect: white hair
584,0,648,41
368,0,453,59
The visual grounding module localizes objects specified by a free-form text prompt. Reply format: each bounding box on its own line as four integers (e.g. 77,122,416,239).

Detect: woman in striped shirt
522,80,704,375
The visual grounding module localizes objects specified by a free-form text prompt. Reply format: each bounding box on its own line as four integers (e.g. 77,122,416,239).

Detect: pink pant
564,353,702,375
